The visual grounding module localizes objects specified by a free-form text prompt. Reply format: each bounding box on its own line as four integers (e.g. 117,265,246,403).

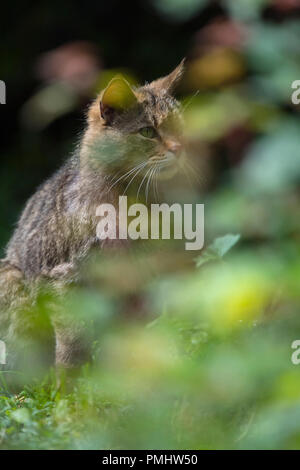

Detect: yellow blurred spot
219,279,271,328
201,266,274,333
274,371,300,403
186,48,245,89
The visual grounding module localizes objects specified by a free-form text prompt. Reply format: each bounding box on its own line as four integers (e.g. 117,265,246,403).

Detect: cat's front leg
40,261,88,387
50,287,91,390
54,323,90,368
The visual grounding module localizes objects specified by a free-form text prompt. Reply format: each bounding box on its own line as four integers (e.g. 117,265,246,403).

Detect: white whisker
154,164,160,201
122,161,148,196
182,90,199,112
108,161,146,192
136,166,152,201
145,166,156,203
184,159,201,184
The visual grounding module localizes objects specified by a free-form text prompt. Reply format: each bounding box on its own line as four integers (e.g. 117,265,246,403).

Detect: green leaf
196,234,240,268
11,408,30,424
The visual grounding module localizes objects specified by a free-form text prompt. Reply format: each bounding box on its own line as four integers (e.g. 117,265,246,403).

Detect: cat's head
84,61,185,183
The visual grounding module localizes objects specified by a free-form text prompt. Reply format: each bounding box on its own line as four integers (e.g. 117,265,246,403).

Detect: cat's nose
165,140,182,155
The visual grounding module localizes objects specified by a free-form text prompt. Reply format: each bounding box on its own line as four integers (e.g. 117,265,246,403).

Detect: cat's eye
139,127,157,139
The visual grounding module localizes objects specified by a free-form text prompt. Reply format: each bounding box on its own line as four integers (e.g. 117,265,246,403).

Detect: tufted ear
150,59,185,94
100,76,138,124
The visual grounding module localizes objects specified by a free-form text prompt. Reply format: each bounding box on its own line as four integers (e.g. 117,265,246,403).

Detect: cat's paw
47,263,75,279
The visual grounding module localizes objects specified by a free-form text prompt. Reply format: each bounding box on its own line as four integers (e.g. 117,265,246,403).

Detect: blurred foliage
1,0,300,451
152,0,209,21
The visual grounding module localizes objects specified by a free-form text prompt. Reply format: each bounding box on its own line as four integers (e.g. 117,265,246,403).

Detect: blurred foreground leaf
152,0,208,22
196,233,240,268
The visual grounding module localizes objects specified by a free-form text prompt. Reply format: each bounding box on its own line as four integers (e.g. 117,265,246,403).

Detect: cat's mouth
148,151,180,180
114,151,184,198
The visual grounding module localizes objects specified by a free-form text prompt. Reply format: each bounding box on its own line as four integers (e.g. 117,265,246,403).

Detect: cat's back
5,159,79,276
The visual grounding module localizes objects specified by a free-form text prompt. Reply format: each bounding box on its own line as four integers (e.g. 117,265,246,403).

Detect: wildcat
0,61,185,374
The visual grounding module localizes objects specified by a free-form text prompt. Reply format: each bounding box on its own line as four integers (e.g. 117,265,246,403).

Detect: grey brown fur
0,62,184,372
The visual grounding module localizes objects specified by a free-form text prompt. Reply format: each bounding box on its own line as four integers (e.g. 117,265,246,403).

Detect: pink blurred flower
36,41,102,93
193,18,248,54
272,0,300,12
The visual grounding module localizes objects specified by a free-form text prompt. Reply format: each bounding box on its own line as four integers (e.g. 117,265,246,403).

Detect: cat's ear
151,59,185,94
100,77,137,124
